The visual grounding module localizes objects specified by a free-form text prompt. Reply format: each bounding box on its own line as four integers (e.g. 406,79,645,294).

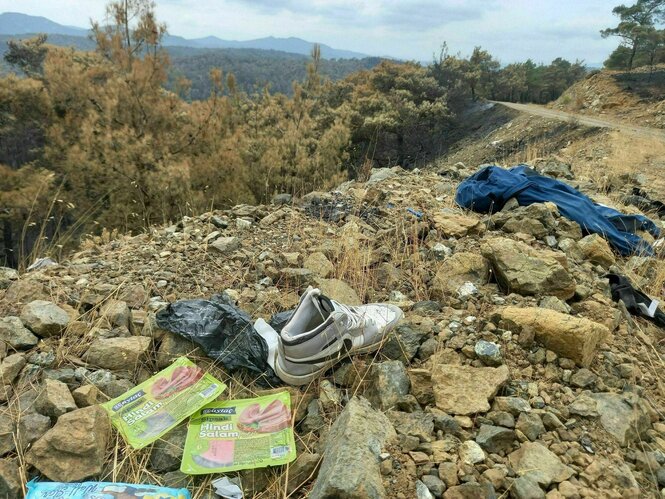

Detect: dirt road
493,101,665,141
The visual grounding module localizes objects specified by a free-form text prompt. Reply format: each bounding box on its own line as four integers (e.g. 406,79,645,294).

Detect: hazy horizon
0,0,619,64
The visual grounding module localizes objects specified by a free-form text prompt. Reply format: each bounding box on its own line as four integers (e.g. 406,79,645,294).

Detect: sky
1,0,620,64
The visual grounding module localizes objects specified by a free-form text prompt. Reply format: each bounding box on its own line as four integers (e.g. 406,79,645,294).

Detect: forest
0,0,588,268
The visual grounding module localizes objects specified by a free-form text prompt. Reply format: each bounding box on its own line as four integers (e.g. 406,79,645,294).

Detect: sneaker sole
274,339,383,386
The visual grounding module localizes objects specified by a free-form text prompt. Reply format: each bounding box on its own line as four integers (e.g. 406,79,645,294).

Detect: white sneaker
274,287,403,385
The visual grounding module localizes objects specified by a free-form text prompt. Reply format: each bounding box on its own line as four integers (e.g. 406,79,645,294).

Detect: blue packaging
26,479,191,498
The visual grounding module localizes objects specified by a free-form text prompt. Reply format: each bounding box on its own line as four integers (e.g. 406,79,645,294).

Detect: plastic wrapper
25,479,191,498
102,356,226,448
181,391,296,474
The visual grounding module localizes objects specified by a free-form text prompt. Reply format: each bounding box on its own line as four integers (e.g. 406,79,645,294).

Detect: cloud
229,0,488,29
0,0,619,64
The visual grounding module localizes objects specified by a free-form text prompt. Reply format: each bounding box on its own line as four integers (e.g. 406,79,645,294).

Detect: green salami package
102,357,226,449
181,391,296,474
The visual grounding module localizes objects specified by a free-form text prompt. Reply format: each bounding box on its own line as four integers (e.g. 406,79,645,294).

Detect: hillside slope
553,66,665,129
1,109,665,495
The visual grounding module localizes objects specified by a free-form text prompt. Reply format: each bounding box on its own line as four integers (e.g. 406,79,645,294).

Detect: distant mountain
0,12,87,36
0,12,371,59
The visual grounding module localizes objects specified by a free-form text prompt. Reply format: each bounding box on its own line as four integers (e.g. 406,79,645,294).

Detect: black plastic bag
268,310,294,334
156,294,280,384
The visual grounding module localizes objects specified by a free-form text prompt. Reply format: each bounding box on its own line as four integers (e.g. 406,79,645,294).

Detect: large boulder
432,252,489,298
84,336,151,371
431,364,510,415
481,237,575,299
493,307,608,367
309,397,396,499
26,405,110,482
20,300,70,337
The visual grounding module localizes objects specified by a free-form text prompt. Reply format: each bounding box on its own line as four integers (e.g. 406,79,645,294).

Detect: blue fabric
455,165,660,256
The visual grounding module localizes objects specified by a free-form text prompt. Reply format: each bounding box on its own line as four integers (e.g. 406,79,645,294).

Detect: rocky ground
1,133,665,497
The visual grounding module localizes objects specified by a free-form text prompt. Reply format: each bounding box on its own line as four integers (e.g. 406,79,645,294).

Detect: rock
459,440,485,464
539,296,570,314
383,324,426,363
376,263,402,289
84,369,134,399
35,379,77,419
489,410,516,428
536,160,574,179
26,405,110,482
20,300,70,337
417,479,436,499
0,459,21,498
280,268,316,286
409,368,435,406
4,279,47,305
309,397,396,499
387,411,434,442
211,236,240,253
421,475,446,497
84,336,151,371
273,193,292,205
0,354,25,383
17,413,51,448
430,243,452,260
157,332,200,368
516,413,546,442
439,462,459,488
491,203,558,239
72,385,101,407
494,307,608,367
510,475,545,499
432,253,489,297
365,360,410,410
474,340,502,366
0,416,14,456
150,424,187,472
577,234,615,268
476,424,516,454
443,484,489,499
568,393,599,417
0,316,39,349
304,252,334,278
287,453,321,494
481,238,575,299
457,282,479,299
100,299,131,329
494,397,531,416
509,442,574,487
432,364,510,415
431,212,484,238
570,368,597,388
0,267,19,289
590,392,651,446
315,278,360,305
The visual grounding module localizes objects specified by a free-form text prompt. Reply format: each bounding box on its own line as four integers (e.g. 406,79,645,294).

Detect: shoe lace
332,301,372,330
